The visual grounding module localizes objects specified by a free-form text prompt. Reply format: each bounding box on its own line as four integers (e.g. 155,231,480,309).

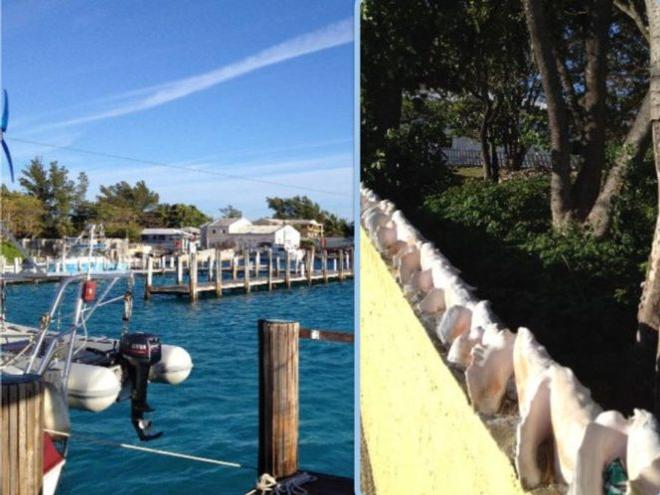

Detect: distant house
254,218,324,239
201,217,252,248
203,223,300,250
140,228,195,254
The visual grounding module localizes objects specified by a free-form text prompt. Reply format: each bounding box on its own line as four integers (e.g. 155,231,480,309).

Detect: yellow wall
360,229,524,494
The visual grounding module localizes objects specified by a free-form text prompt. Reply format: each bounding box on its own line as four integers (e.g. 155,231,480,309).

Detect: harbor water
4,275,354,494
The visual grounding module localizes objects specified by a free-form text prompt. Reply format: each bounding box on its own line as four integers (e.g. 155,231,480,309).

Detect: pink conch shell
627,409,660,494
375,222,397,252
513,327,554,413
568,411,629,495
410,268,433,294
443,279,475,308
397,247,421,285
447,325,485,369
418,288,446,315
465,326,515,415
436,305,472,345
516,370,554,489
549,366,602,484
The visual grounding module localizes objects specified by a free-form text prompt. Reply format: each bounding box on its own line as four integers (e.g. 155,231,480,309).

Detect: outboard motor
119,332,163,441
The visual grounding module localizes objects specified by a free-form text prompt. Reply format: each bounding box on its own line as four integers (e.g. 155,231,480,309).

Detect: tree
151,203,211,228
19,158,87,237
219,204,242,218
266,195,352,237
0,186,46,237
523,0,651,230
639,0,660,412
95,180,159,239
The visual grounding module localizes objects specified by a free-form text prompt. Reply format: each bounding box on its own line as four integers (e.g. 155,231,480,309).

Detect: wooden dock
144,247,353,301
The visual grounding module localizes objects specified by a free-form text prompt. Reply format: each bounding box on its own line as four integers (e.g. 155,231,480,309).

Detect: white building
201,217,252,248
140,228,195,254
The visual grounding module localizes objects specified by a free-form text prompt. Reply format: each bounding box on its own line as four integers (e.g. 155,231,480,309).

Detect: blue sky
1,0,354,220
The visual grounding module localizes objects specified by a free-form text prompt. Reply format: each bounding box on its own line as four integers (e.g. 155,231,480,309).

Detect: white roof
208,217,251,227
254,218,321,226
232,225,288,234
141,228,191,237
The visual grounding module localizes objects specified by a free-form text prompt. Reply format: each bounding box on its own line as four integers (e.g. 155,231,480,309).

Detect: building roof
231,225,296,235
141,228,193,237
254,218,322,227
207,217,251,227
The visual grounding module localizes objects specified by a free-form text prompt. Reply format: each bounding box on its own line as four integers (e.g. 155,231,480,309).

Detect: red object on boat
82,280,97,302
43,433,64,473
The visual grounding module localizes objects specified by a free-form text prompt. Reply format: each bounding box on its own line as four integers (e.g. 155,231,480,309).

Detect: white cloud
40,17,353,130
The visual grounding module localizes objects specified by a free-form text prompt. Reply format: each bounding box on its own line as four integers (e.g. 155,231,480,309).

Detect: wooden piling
1,373,45,495
215,250,223,297
275,256,281,277
339,250,345,281
189,252,198,301
307,247,314,286
322,249,328,284
207,254,214,282
176,256,183,285
13,257,20,274
255,250,261,277
232,255,238,281
258,320,299,479
161,255,166,274
268,249,273,291
144,256,153,299
244,249,251,293
285,250,291,289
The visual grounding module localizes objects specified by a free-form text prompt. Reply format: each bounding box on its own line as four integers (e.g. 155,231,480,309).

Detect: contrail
44,18,353,129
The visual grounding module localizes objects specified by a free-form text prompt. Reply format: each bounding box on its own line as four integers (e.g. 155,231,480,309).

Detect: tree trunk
490,139,500,182
572,0,613,221
586,91,652,237
641,0,660,413
480,102,493,180
523,0,574,228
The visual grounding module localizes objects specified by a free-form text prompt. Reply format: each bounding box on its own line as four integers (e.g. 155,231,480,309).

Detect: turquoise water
5,275,354,494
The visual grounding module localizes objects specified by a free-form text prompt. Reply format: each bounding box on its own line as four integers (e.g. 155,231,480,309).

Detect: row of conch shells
360,185,660,494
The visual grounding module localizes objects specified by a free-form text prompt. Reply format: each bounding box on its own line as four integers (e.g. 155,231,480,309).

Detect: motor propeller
1,90,15,182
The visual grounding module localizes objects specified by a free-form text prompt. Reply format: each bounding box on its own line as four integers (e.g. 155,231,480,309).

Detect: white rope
45,429,246,469
245,473,278,495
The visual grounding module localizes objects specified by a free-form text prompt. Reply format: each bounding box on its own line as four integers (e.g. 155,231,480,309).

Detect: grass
1,242,22,262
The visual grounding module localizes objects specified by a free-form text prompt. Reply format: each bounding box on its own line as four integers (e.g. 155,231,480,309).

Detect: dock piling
176,256,183,285
258,320,299,479
244,249,251,293
268,249,273,291
189,252,198,301
322,250,328,284
144,256,153,299
232,255,238,281
1,373,44,495
339,250,345,281
285,250,291,289
215,249,223,297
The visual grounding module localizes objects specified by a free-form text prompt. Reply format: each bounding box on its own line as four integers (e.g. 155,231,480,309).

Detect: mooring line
45,429,255,470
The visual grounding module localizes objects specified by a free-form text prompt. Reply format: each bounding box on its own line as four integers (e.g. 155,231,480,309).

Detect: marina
1,271,354,494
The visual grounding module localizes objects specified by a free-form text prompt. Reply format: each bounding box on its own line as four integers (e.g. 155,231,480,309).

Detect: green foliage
219,204,242,219
0,242,22,262
0,186,46,237
363,96,456,212
19,158,88,237
424,177,551,241
266,195,352,237
151,203,211,228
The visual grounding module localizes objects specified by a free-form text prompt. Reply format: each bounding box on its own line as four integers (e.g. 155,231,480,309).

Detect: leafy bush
0,242,22,262
363,97,457,213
